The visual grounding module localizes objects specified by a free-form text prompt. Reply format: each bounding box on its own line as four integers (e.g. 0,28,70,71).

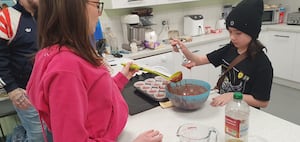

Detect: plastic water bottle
225,92,250,142
279,7,285,24
104,27,118,55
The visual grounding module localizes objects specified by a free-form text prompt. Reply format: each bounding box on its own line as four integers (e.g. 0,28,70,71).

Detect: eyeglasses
88,1,104,13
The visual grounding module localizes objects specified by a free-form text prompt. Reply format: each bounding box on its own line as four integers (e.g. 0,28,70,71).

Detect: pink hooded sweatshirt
27,45,129,142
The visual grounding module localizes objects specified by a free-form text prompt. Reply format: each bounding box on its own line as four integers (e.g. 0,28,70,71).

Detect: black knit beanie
226,0,263,39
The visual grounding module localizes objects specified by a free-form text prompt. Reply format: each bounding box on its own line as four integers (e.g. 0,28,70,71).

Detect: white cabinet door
103,0,147,9
103,0,197,9
258,31,270,46
292,33,300,83
264,31,296,81
134,52,178,75
180,39,229,86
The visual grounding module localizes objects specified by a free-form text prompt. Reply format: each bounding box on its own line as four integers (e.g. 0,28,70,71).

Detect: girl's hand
210,92,234,107
169,39,187,52
170,39,180,52
182,60,196,69
121,62,138,80
133,130,163,142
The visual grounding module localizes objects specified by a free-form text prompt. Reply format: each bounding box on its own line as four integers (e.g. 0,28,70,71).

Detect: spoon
121,63,183,82
176,44,191,65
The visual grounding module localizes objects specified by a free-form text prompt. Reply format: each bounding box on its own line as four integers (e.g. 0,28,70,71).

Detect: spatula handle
121,63,170,80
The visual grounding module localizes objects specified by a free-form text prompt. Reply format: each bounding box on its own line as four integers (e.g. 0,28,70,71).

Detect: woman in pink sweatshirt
26,0,163,142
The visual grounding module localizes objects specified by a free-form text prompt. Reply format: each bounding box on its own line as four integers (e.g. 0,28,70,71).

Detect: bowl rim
165,79,211,97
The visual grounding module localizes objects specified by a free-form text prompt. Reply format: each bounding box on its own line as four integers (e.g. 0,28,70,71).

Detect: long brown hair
247,39,267,59
38,0,102,66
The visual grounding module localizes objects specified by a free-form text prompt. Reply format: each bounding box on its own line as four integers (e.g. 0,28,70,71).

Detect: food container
166,79,211,110
133,81,145,89
144,28,159,49
177,123,218,142
134,77,169,102
168,30,179,40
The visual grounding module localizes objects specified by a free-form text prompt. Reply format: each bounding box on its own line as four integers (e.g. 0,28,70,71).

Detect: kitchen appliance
222,5,233,20
144,28,159,49
215,18,226,30
184,15,204,36
262,7,280,24
287,8,300,25
121,14,145,51
130,8,159,49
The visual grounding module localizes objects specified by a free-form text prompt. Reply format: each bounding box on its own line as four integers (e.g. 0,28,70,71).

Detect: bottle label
225,115,248,138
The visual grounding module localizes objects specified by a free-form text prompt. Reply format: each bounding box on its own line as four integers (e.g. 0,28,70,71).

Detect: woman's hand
121,62,138,80
133,130,163,142
210,92,233,107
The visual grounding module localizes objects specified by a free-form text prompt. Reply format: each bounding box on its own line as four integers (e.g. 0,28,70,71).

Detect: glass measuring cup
177,123,218,142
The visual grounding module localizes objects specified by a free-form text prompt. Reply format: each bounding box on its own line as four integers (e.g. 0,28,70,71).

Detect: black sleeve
207,43,231,67
0,38,18,92
251,52,273,101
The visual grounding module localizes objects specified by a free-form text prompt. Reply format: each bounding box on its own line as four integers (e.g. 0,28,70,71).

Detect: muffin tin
133,76,169,102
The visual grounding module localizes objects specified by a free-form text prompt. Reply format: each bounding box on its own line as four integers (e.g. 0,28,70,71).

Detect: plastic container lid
279,7,285,11
233,92,243,100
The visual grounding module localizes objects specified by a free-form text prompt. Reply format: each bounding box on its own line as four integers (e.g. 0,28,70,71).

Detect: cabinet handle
128,0,143,2
192,50,200,53
274,35,290,38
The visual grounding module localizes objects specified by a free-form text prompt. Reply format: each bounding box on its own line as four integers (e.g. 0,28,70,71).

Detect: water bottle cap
233,92,243,100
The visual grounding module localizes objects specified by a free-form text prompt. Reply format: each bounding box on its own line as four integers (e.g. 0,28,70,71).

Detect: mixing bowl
165,79,211,110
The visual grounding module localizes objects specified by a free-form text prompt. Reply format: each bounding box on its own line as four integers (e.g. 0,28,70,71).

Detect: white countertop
118,93,300,142
121,24,300,60
108,62,300,142
122,31,229,60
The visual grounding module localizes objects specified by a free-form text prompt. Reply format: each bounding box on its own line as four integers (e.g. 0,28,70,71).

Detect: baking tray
122,73,161,115
133,76,168,102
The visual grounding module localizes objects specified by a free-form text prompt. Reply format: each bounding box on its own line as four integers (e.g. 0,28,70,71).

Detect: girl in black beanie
171,0,273,109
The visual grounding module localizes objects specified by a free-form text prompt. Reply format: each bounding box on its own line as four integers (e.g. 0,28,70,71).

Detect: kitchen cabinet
133,51,178,75
102,0,198,9
262,31,296,81
292,34,300,82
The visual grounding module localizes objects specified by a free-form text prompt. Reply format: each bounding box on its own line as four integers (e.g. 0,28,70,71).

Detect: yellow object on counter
179,36,193,42
159,101,173,109
154,44,165,49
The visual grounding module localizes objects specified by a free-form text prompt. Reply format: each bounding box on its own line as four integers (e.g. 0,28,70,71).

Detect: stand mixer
121,14,145,51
